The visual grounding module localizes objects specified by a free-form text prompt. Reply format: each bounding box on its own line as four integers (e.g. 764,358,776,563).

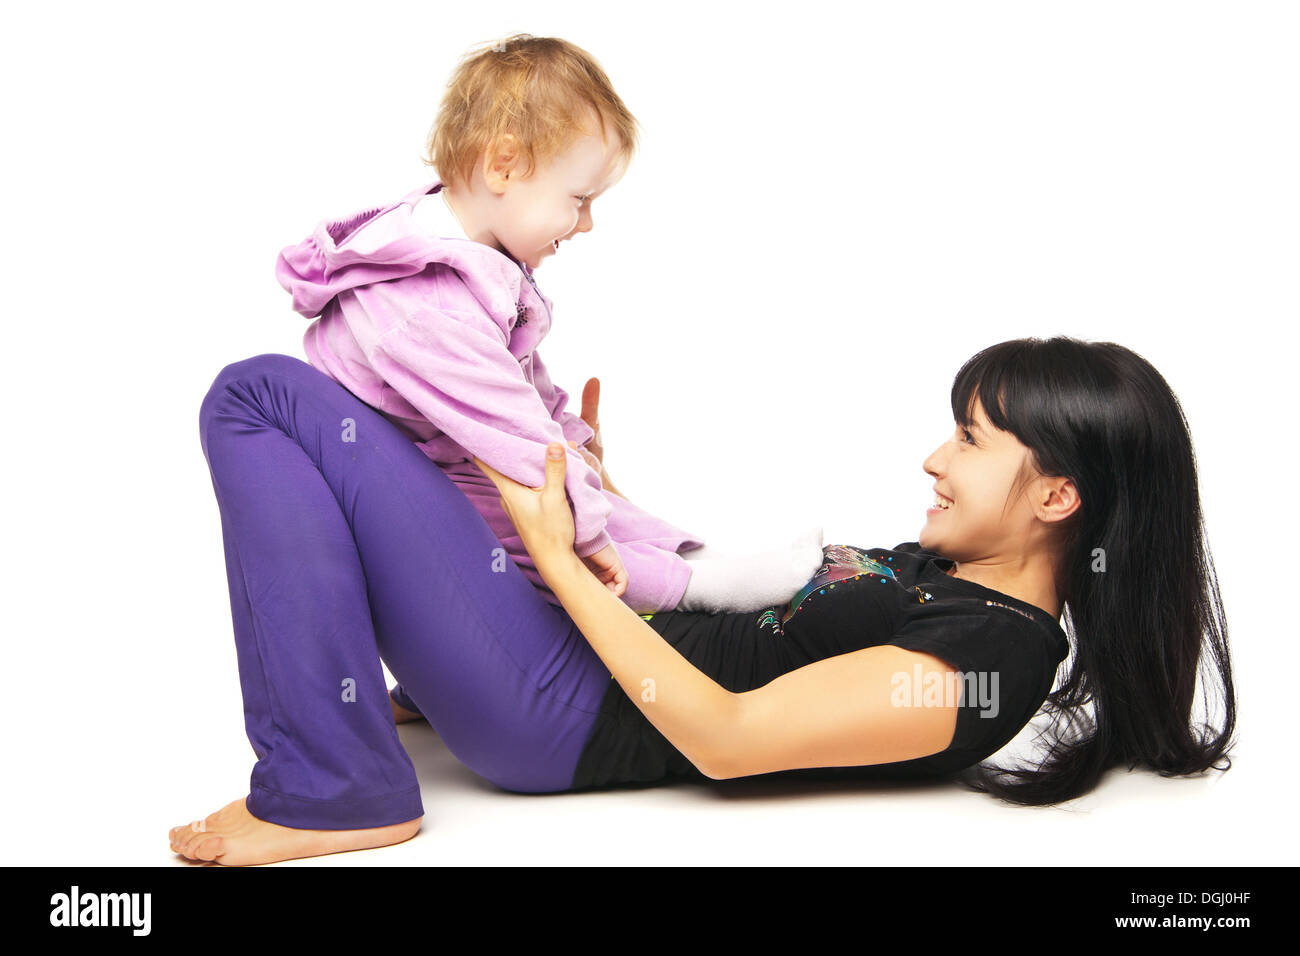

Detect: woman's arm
540,538,961,781
534,545,738,778
709,645,960,779
473,444,959,781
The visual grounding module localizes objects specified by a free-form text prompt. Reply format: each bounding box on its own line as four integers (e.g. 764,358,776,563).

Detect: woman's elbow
696,755,734,781
694,694,746,780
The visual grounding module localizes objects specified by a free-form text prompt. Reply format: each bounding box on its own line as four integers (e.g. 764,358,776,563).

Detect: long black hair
947,336,1236,805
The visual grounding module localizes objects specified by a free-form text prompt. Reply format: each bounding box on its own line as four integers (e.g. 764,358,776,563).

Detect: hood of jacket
275,181,535,328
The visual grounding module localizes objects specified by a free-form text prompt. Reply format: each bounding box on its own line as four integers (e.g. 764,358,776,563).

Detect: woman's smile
926,490,954,517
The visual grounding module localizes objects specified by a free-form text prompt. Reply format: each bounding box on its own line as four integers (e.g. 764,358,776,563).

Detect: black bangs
947,336,1110,483
950,338,1048,436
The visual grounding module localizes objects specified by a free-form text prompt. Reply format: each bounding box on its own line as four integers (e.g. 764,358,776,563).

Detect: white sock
677,541,733,561
677,526,824,613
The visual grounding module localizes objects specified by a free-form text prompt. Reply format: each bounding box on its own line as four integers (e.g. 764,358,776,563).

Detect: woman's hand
579,378,607,466
472,445,628,597
570,439,625,500
575,377,628,500
568,440,604,474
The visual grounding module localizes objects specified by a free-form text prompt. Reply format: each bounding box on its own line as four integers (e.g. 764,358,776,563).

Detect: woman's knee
205,353,315,403
199,353,330,435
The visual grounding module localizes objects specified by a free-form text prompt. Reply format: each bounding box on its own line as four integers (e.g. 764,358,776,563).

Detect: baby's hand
567,438,628,500
580,542,628,599
567,439,603,475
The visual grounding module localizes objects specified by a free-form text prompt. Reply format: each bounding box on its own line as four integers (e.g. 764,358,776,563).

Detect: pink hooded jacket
274,179,699,569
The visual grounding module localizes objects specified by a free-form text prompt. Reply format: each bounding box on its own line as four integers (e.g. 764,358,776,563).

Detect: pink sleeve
369,303,613,559
530,348,596,449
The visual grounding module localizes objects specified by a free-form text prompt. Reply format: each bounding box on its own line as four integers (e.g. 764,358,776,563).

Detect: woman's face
918,395,1046,562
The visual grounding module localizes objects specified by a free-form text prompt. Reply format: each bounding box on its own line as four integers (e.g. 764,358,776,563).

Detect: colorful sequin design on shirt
756,545,901,637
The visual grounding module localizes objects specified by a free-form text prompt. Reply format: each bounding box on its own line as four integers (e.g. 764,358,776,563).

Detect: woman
171,336,1236,865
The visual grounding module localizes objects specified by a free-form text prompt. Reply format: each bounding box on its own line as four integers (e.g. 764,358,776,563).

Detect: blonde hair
424,34,641,192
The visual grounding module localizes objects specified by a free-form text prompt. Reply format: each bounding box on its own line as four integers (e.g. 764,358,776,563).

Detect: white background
2,0,1294,866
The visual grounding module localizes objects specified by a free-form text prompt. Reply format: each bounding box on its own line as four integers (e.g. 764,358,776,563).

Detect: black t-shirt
569,541,1070,789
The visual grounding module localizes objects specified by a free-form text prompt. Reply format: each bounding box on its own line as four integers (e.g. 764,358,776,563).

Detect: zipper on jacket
519,268,553,327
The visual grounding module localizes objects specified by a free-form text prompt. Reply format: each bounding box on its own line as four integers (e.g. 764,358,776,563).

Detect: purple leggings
198,353,612,829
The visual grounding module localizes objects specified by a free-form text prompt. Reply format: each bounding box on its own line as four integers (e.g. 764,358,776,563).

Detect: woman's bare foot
390,693,425,724
169,797,422,866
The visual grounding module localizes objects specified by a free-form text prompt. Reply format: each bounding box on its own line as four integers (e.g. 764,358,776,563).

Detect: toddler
275,34,822,613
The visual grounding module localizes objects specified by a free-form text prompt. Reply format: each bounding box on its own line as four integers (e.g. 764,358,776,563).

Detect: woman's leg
198,353,612,830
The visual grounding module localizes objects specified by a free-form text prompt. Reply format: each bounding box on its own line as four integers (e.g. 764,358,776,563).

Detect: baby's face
491,127,625,271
